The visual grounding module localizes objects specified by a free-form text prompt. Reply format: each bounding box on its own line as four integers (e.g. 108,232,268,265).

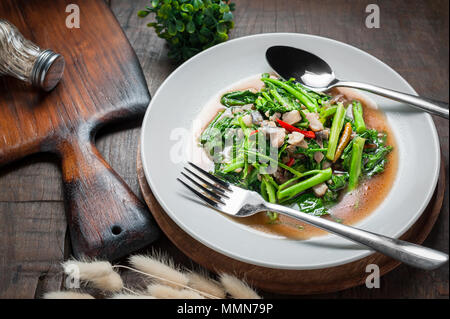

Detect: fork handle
264,203,448,270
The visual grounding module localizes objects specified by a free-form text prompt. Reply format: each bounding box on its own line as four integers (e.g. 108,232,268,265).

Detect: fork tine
184,167,229,197
180,172,225,202
188,161,230,189
177,178,220,208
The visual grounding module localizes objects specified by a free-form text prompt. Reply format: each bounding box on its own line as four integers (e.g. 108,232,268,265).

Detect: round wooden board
137,148,446,295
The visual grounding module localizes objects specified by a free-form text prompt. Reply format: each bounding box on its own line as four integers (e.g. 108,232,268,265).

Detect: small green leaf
216,22,227,34
200,26,211,36
151,0,160,7
223,11,233,21
181,3,194,12
216,32,228,41
219,2,229,13
168,21,177,36
175,20,185,32
186,20,196,33
192,0,204,10
194,14,204,25
137,10,150,17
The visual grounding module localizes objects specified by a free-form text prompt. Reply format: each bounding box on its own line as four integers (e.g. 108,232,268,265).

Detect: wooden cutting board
0,0,160,260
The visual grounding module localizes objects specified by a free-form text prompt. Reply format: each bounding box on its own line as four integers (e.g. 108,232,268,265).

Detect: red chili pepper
286,158,295,167
276,119,315,138
249,129,258,136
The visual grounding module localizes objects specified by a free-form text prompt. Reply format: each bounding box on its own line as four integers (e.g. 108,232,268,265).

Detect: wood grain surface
0,0,448,298
0,0,160,262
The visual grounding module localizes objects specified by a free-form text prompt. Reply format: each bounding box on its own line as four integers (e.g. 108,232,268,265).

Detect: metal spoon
266,46,449,119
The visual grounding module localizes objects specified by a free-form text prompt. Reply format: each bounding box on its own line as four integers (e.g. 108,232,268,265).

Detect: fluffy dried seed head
147,284,205,299
89,272,124,292
43,291,95,299
61,258,123,292
219,274,261,299
129,253,188,288
110,293,155,299
187,271,226,299
62,259,113,280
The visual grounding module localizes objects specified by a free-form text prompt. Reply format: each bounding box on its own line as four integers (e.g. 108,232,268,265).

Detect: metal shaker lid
31,49,65,91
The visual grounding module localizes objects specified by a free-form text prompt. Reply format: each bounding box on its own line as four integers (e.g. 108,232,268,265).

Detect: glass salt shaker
0,19,65,91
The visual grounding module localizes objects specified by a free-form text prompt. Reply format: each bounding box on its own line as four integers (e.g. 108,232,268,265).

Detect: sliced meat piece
287,131,305,146
330,94,345,104
262,120,276,128
314,151,324,163
222,108,233,118
281,110,301,125
269,128,286,148
315,133,323,148
242,114,252,127
273,167,289,184
298,139,308,149
259,120,278,137
269,112,281,121
304,112,324,132
251,111,263,125
316,128,330,140
312,183,328,197
322,160,332,169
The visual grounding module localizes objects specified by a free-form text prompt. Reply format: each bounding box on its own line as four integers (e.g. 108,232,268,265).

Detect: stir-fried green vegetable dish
200,74,393,221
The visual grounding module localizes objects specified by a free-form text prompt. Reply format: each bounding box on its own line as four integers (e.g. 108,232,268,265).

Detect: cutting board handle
58,131,160,261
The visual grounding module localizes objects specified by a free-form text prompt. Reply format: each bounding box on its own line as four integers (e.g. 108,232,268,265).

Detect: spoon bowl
266,46,336,91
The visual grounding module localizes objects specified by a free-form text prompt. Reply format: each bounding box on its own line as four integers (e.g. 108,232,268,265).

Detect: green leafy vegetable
328,173,349,191
296,193,330,216
261,78,318,112
363,145,393,177
221,90,258,107
138,0,235,62
197,74,394,224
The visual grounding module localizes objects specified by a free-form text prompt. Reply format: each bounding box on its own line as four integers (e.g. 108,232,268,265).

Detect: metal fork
178,162,448,270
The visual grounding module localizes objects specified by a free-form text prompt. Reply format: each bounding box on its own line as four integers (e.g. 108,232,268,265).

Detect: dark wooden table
0,0,448,298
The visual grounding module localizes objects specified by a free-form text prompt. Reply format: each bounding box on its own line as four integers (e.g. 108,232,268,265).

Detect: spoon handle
334,81,449,119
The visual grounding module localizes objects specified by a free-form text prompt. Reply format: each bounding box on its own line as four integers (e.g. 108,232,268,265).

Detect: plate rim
140,32,441,270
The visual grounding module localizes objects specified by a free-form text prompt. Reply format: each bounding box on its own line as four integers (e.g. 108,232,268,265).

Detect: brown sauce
193,76,398,240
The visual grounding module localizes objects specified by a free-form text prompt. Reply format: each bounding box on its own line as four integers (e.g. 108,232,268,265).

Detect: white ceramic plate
141,33,440,270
